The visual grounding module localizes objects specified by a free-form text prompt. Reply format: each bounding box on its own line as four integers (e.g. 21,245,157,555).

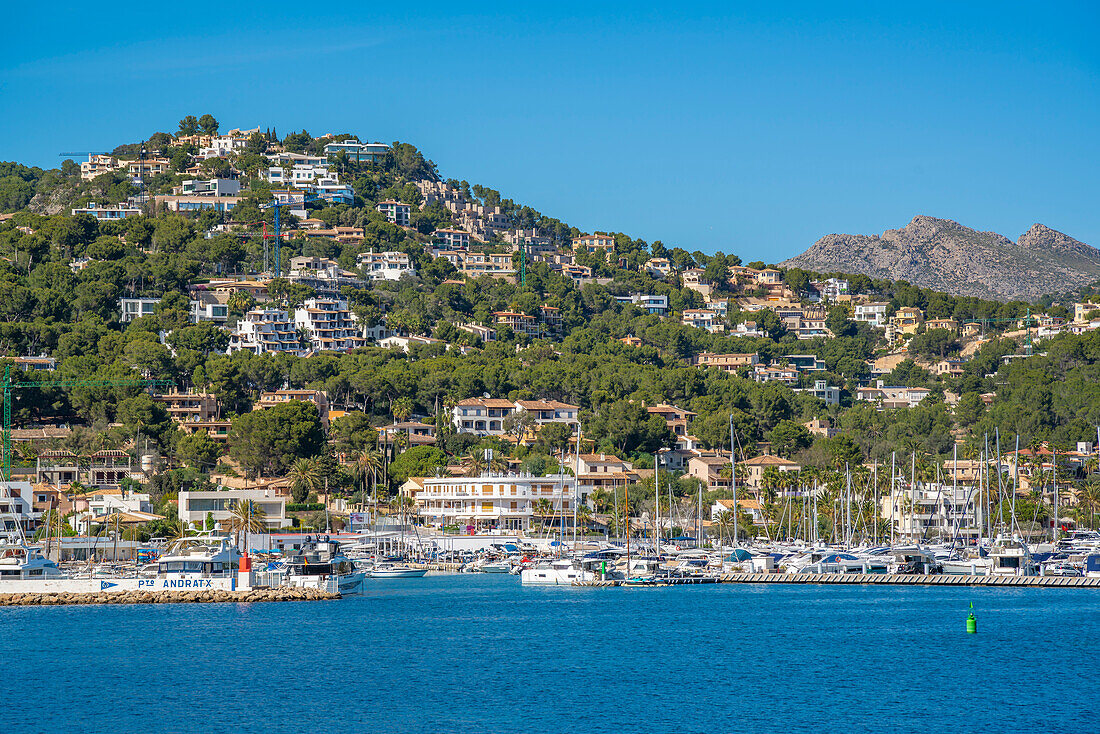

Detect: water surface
2,575,1096,733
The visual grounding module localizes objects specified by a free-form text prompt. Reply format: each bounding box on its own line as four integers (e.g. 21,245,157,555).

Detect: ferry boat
284,536,366,592
0,542,65,580
156,536,241,579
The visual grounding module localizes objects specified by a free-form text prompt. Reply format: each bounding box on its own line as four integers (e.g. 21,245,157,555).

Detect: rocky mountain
781,216,1100,301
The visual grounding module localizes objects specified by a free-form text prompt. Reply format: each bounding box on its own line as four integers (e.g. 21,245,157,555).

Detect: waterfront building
178,488,289,531
416,472,577,532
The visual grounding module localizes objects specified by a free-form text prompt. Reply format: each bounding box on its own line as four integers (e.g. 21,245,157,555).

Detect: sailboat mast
653,452,660,554
1052,447,1058,543
729,415,737,547
890,452,896,547
1012,434,1020,536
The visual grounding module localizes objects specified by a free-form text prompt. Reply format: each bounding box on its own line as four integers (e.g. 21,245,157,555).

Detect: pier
573,573,1100,587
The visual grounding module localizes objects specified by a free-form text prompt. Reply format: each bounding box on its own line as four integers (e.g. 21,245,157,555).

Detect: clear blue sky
4,1,1098,262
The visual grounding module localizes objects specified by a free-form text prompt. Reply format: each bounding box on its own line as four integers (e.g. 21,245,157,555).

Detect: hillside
781,216,1100,301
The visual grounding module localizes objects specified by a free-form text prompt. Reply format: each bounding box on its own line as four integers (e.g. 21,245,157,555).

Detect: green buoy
966,602,977,634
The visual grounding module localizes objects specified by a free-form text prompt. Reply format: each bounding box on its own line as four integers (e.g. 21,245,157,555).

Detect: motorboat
796,552,891,575
519,558,594,585
940,556,994,576
283,536,366,592
369,564,428,578
989,534,1037,576
0,542,65,580
156,535,241,579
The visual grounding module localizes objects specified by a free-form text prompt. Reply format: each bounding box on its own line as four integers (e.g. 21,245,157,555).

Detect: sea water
2,575,1097,733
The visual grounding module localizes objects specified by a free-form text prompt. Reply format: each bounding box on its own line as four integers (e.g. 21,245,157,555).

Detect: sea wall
0,587,340,606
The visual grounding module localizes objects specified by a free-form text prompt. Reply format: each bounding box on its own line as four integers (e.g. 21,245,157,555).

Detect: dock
573,573,1100,588
0,587,341,606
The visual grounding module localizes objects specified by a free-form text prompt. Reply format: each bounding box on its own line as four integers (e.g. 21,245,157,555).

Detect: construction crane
1,366,173,481
259,192,337,277
58,151,112,158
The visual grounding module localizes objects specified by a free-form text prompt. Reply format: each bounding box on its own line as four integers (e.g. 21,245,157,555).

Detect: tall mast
1052,446,1058,543
873,462,878,545
573,424,580,551
890,452,896,547
654,452,660,554
1012,434,1020,536
729,415,738,547
910,453,916,543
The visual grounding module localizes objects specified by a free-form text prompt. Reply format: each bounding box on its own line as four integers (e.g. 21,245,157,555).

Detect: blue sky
4,2,1098,262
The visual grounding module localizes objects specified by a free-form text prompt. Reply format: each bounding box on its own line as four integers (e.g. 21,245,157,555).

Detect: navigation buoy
966,602,977,634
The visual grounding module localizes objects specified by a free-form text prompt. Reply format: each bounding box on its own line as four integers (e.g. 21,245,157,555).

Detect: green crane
2,365,173,480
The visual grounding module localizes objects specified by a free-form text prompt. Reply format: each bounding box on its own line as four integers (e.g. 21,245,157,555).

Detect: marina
3,573,1098,733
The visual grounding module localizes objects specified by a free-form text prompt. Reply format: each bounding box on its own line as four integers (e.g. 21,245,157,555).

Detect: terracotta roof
741,454,800,467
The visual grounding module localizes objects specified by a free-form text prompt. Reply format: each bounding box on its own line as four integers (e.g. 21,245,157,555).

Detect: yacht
988,535,1037,576
0,542,65,580
369,564,428,578
156,535,241,579
283,536,366,592
520,558,594,585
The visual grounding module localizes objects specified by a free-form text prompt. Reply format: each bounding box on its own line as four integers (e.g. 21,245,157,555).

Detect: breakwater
574,573,1100,587
0,587,340,606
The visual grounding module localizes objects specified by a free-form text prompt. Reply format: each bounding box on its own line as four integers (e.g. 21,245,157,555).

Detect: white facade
880,484,984,540
72,202,142,221
180,178,240,197
178,489,289,530
120,297,160,323
854,302,889,328
376,200,411,227
323,139,389,163
417,473,577,532
357,250,414,280
228,308,302,355
294,298,366,352
615,294,669,315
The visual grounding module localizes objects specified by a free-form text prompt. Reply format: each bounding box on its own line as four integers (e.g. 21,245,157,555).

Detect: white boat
369,564,428,578
156,535,241,579
989,535,1037,576
283,536,366,592
520,559,594,585
941,557,994,576
0,543,65,580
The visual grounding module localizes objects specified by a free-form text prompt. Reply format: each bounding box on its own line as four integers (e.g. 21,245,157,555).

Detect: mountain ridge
780,216,1100,301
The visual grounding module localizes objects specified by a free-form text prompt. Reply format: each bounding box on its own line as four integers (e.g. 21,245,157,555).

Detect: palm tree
589,487,614,513
533,498,553,532
714,510,736,546
575,502,593,535
391,397,414,424
356,449,383,506
288,457,323,504
224,499,268,549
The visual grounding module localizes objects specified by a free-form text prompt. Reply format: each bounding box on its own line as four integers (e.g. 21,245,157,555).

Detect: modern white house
178,489,289,531
72,202,142,221
854,302,889,328
119,297,160,323
357,250,414,281
376,200,411,227
323,139,389,164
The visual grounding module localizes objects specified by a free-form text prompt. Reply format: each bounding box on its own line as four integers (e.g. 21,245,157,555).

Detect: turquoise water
2,576,1098,733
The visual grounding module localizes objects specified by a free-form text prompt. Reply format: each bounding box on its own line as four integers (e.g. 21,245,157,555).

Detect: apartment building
257,389,331,426
153,391,219,423
36,450,133,489
572,233,615,254
357,250,414,281
79,154,120,180
796,379,841,406
856,381,931,409
125,158,170,178
880,483,983,541
752,364,799,386
686,455,732,493
376,200,411,227
694,352,760,372
294,298,367,353
228,308,302,355
681,308,722,333
452,398,579,436
416,473,578,532
434,229,472,248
